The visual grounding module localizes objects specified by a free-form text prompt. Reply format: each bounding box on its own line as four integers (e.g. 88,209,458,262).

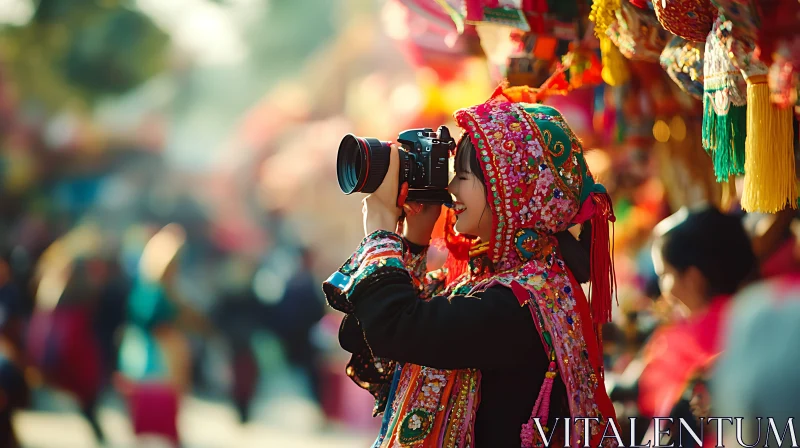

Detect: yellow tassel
600,36,629,87
741,76,798,213
590,0,621,38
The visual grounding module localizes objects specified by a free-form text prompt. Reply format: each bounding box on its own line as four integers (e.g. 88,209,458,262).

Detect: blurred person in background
117,223,213,447
638,206,757,443
712,274,800,447
211,255,264,424
0,254,29,448
745,208,800,278
325,95,618,446
26,255,107,443
267,247,326,407
92,252,130,388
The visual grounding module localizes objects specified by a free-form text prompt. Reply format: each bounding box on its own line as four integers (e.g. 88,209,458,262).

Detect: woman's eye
458,176,468,180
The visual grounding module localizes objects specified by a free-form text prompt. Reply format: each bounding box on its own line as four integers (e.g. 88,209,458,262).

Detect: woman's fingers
371,143,402,210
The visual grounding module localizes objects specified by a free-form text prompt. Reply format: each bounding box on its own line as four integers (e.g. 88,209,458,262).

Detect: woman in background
638,207,757,440
117,223,211,446
26,256,106,443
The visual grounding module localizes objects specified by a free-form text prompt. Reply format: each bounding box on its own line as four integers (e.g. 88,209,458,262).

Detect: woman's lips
453,202,466,215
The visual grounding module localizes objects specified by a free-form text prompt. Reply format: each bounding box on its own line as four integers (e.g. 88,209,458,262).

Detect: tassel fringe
702,96,747,182
600,36,629,87
589,192,617,324
741,78,798,213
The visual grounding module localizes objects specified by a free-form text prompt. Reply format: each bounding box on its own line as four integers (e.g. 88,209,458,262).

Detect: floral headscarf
444,87,617,323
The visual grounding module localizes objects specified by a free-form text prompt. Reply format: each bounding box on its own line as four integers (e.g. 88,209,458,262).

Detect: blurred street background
1,0,799,446
1,0,398,445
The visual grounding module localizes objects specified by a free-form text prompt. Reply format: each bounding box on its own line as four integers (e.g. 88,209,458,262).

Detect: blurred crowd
0,155,333,447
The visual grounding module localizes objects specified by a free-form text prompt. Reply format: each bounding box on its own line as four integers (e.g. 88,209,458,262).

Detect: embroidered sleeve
403,241,429,290
322,229,412,416
323,230,410,313
402,240,452,299
401,238,451,300
422,268,448,298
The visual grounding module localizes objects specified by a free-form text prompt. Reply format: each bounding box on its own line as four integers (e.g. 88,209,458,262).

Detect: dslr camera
336,126,455,205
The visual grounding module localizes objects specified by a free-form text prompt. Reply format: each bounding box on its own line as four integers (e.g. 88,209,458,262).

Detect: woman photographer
325,88,619,447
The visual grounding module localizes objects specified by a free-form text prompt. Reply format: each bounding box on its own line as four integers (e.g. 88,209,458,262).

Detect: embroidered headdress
446,86,618,324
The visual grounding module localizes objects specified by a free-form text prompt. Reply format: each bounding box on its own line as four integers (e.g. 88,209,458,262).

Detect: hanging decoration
660,36,705,100
605,2,669,62
756,0,800,110
710,0,798,212
653,0,717,43
701,17,747,184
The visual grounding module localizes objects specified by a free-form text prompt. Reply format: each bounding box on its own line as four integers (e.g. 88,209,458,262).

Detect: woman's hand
363,143,403,236
402,203,442,246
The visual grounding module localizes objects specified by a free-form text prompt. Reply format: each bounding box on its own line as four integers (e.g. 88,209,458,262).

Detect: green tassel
702,93,747,182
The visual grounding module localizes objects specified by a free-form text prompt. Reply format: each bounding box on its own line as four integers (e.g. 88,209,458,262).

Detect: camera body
397,126,453,192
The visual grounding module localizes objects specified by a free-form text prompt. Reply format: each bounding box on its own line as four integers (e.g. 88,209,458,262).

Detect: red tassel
589,192,617,324
442,208,472,283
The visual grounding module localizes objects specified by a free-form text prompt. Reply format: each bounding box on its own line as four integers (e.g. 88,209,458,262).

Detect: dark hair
660,207,757,297
455,136,592,282
455,134,485,181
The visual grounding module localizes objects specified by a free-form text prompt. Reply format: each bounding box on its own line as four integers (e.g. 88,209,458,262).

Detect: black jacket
340,275,569,447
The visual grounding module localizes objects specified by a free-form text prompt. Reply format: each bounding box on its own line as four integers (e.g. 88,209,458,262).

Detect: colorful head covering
448,86,618,321
443,87,619,447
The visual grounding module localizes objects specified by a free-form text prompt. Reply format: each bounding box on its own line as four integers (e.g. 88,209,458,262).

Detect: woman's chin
454,219,475,237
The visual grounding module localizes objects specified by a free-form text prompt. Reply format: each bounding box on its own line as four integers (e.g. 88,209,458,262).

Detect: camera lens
337,134,392,194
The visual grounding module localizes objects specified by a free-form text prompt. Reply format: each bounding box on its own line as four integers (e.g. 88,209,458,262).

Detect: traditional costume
325,88,618,446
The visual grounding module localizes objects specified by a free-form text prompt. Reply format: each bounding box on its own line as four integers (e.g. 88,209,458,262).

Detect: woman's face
652,242,703,314
448,167,492,241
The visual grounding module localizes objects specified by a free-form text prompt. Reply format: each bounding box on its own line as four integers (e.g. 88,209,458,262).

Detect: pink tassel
520,361,557,447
